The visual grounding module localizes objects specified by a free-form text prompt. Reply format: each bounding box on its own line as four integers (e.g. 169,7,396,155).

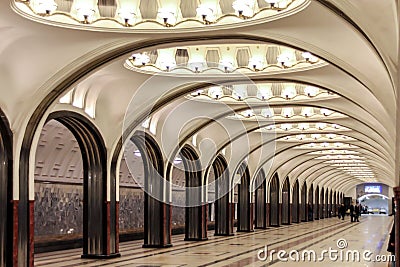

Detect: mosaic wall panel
171,190,185,227
34,183,83,241
118,188,187,232
119,187,145,232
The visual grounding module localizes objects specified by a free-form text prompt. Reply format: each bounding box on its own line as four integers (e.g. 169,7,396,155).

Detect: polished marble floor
35,215,394,267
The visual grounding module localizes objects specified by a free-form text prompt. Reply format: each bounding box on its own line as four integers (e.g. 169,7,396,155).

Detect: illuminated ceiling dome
14,0,308,31
125,43,324,76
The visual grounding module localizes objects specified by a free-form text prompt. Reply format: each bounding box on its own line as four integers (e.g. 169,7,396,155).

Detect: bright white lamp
32,0,58,15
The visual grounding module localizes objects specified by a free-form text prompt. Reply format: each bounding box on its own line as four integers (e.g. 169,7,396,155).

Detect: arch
308,184,314,221
292,180,300,223
314,186,320,220
130,132,172,248
0,110,13,267
301,182,307,222
44,111,117,259
269,174,280,227
179,145,207,241
211,155,234,236
237,163,253,232
13,29,396,266
281,177,291,225
254,170,267,229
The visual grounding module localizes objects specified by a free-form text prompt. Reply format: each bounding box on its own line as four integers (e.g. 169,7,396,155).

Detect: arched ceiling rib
0,0,397,195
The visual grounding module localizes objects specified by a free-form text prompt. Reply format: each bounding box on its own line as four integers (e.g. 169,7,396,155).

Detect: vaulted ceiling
1,0,398,196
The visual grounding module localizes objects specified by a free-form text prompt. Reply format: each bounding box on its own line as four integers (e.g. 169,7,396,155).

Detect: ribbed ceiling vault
0,0,397,197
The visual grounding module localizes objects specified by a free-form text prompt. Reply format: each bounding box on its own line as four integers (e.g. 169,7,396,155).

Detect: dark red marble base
115,201,119,253
29,200,34,267
105,201,110,255
12,200,18,267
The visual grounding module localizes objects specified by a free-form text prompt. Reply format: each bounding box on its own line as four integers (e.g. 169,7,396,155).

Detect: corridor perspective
1,0,400,267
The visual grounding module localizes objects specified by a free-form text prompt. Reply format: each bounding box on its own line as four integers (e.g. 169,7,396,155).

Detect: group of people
338,202,361,222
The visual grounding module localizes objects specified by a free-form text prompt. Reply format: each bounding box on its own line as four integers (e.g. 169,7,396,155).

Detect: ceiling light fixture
298,123,309,130
301,107,314,117
208,86,223,99
31,0,58,15
261,108,274,118
158,8,177,26
265,0,280,8
75,4,96,24
303,86,319,97
301,52,317,62
257,85,273,100
118,9,137,26
232,0,255,18
196,4,215,24
281,107,294,118
219,58,235,72
281,123,292,131
131,53,150,66
281,85,297,99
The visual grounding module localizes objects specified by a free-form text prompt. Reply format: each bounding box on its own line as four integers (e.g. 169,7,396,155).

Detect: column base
237,229,255,232
184,237,208,241
214,233,235,236
142,243,173,248
81,253,121,259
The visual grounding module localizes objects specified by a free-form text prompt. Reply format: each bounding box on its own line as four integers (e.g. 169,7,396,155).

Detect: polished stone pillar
237,183,253,232
215,196,234,236
143,194,172,247
255,185,267,229
185,204,208,241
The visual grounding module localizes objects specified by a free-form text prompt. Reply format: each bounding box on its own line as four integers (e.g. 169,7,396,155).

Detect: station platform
35,215,393,267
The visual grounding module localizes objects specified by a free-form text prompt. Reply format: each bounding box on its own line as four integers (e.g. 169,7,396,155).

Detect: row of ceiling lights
239,107,335,118
131,51,317,72
27,0,290,26
263,123,343,131
198,84,327,101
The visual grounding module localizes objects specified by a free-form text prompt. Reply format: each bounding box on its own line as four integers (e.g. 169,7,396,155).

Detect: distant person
349,203,355,222
387,223,395,267
339,204,345,220
354,203,360,222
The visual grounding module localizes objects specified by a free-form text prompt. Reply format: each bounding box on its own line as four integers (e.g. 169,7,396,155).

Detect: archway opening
308,185,314,221
301,182,307,222
255,170,267,229
212,155,233,236
31,112,116,261
269,174,280,227
292,180,300,223
177,146,207,241
281,177,290,225
320,188,325,219
314,186,320,220
130,133,171,248
118,141,145,243
326,189,330,218
34,120,84,253
236,164,253,232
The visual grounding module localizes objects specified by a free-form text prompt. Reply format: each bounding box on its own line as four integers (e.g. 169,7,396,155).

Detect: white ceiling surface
1,0,398,197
